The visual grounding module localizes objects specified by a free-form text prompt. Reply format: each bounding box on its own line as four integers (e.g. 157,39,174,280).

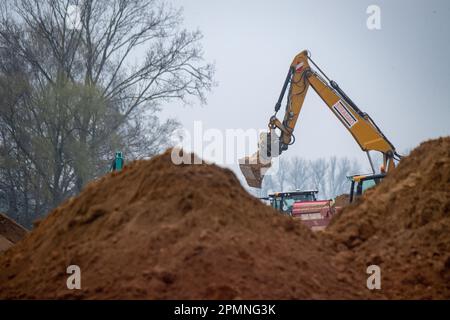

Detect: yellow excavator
239,50,401,196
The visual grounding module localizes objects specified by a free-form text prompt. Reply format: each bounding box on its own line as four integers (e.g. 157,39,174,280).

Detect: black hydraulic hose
308,55,331,83
330,80,366,118
309,53,400,160
309,55,365,117
275,67,294,113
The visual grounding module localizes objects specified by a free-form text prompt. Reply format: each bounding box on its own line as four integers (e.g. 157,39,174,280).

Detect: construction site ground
0,137,449,299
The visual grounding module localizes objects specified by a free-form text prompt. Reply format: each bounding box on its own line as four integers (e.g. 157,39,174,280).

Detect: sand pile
0,150,364,299
0,213,28,252
334,194,350,207
325,137,450,299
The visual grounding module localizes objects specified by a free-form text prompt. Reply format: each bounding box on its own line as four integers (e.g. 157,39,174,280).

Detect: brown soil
0,213,28,252
0,150,364,299
1,137,449,300
0,235,13,252
325,137,450,299
334,194,350,207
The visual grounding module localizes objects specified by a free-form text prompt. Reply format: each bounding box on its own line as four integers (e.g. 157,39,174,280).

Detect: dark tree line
259,155,362,200
0,0,214,227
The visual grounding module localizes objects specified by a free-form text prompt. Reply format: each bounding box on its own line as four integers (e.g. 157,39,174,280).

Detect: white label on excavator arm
332,101,358,128
295,62,304,72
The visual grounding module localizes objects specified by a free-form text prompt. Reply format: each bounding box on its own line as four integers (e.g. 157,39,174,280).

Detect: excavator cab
348,173,385,203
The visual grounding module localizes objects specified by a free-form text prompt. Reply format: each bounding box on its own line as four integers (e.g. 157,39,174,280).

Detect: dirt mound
334,194,350,207
0,213,28,252
1,137,448,300
325,137,450,299
0,236,13,252
0,150,364,299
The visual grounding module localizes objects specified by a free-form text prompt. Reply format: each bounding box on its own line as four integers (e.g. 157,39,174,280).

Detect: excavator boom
239,50,400,188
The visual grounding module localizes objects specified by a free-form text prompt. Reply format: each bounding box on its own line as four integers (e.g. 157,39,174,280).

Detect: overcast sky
160,0,450,179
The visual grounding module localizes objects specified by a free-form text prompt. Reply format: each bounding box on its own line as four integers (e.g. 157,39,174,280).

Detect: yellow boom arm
239,50,400,188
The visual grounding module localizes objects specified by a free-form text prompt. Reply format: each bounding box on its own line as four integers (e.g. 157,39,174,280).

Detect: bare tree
259,174,275,198
288,156,310,190
0,0,214,226
274,158,290,192
248,155,362,203
326,156,361,198
326,156,338,198
309,158,328,199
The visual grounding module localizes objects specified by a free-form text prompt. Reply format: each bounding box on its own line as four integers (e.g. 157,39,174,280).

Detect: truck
264,190,336,231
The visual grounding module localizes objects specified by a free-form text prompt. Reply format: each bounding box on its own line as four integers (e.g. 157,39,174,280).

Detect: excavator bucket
238,131,277,188
238,153,272,188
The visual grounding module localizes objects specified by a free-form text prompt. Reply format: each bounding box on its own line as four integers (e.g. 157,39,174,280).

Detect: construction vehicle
263,174,386,231
264,190,335,231
348,173,386,202
239,50,401,196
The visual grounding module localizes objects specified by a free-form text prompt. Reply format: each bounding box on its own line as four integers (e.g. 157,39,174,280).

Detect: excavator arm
239,50,400,188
